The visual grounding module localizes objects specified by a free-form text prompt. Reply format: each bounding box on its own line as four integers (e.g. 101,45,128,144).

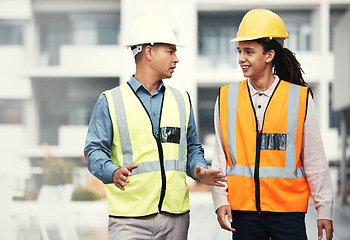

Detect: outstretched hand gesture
112,164,138,191
194,166,227,187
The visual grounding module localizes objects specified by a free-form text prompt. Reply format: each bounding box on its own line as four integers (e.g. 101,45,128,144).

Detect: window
70,13,120,45
329,83,340,129
0,20,24,45
276,10,311,51
0,100,23,124
198,10,313,69
198,11,244,68
38,12,120,65
33,77,118,145
197,86,221,143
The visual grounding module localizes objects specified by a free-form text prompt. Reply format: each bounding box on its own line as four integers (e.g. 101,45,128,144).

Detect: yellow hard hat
231,9,289,42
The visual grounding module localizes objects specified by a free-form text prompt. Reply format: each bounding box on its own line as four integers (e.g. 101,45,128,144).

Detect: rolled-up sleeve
84,95,119,184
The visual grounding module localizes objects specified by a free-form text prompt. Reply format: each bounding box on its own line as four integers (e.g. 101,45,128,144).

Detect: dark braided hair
254,38,308,87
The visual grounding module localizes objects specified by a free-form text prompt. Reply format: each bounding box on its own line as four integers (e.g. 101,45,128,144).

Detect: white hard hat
125,16,183,56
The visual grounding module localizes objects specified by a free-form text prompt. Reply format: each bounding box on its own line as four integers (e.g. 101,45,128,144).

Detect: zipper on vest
126,82,167,213
156,135,166,213
254,130,262,214
157,94,166,213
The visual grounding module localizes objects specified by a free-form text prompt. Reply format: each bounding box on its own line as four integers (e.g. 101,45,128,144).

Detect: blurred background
1,0,350,239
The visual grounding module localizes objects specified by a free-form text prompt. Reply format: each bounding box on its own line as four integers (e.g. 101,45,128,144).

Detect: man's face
150,44,179,79
237,41,271,81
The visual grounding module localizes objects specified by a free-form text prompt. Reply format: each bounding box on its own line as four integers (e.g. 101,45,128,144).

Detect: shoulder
165,85,189,97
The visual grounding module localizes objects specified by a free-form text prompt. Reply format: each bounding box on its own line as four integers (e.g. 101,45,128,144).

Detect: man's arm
84,95,118,184
185,94,226,186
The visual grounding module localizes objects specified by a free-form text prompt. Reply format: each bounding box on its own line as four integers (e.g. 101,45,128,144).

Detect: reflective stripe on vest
225,82,305,179
102,83,190,217
109,85,187,174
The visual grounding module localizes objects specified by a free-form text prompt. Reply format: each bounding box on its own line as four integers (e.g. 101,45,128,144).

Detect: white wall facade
0,0,349,198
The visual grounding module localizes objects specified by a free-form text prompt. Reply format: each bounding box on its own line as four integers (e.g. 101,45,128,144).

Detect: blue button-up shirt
84,76,207,184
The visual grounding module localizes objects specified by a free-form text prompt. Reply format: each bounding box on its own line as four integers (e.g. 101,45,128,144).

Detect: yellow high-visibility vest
103,83,191,217
219,79,310,213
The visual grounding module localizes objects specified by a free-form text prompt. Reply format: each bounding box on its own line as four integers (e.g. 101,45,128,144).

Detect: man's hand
112,164,138,191
317,219,333,240
194,166,227,187
217,205,235,232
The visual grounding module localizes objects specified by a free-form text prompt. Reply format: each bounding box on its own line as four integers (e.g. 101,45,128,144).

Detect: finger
114,180,125,191
227,209,233,224
126,164,138,174
219,216,235,231
217,214,230,231
215,176,227,182
326,227,333,240
119,174,130,183
317,225,323,240
213,181,226,187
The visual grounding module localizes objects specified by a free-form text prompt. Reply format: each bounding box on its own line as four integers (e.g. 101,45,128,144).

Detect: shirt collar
247,75,280,98
128,75,165,94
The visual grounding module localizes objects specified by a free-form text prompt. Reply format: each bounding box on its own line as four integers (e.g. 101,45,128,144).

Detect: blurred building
333,7,350,206
1,0,349,202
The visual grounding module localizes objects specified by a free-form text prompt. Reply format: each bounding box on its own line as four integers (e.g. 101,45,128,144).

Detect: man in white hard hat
84,16,226,239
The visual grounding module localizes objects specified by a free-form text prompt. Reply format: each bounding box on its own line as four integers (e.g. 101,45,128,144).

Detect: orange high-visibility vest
219,79,310,213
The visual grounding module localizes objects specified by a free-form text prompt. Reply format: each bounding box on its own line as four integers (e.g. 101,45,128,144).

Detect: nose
238,52,245,64
174,53,179,63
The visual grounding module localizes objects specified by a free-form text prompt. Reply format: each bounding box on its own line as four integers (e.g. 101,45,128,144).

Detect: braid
277,48,307,87
255,38,308,87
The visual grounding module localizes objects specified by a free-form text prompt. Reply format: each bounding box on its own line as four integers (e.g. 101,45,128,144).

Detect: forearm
303,96,333,220
84,95,118,184
84,144,118,184
211,99,229,211
186,103,207,179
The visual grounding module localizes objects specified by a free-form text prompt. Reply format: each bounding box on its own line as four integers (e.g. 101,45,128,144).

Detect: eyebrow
237,47,254,51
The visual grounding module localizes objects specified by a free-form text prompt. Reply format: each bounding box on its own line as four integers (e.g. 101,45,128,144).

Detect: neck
249,72,275,92
134,69,162,95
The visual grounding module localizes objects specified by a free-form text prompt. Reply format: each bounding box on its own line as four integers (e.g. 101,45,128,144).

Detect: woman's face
237,41,272,81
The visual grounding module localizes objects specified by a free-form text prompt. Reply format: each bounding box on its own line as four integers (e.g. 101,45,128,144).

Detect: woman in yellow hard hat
211,9,334,240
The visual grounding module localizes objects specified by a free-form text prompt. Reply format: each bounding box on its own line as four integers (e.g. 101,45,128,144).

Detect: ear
144,45,153,61
265,50,275,64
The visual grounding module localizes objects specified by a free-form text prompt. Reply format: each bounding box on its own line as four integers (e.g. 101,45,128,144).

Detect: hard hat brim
125,42,185,48
230,35,289,42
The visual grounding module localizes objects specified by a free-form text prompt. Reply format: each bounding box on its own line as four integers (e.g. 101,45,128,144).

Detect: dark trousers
231,211,308,240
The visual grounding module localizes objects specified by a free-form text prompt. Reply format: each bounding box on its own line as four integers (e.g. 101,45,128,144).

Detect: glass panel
0,20,24,45
33,77,118,144
198,11,243,68
0,99,23,124
197,86,221,143
72,20,98,45
38,12,120,66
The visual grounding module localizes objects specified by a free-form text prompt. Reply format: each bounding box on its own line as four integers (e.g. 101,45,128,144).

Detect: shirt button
153,113,156,116
258,105,262,109
258,93,263,96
